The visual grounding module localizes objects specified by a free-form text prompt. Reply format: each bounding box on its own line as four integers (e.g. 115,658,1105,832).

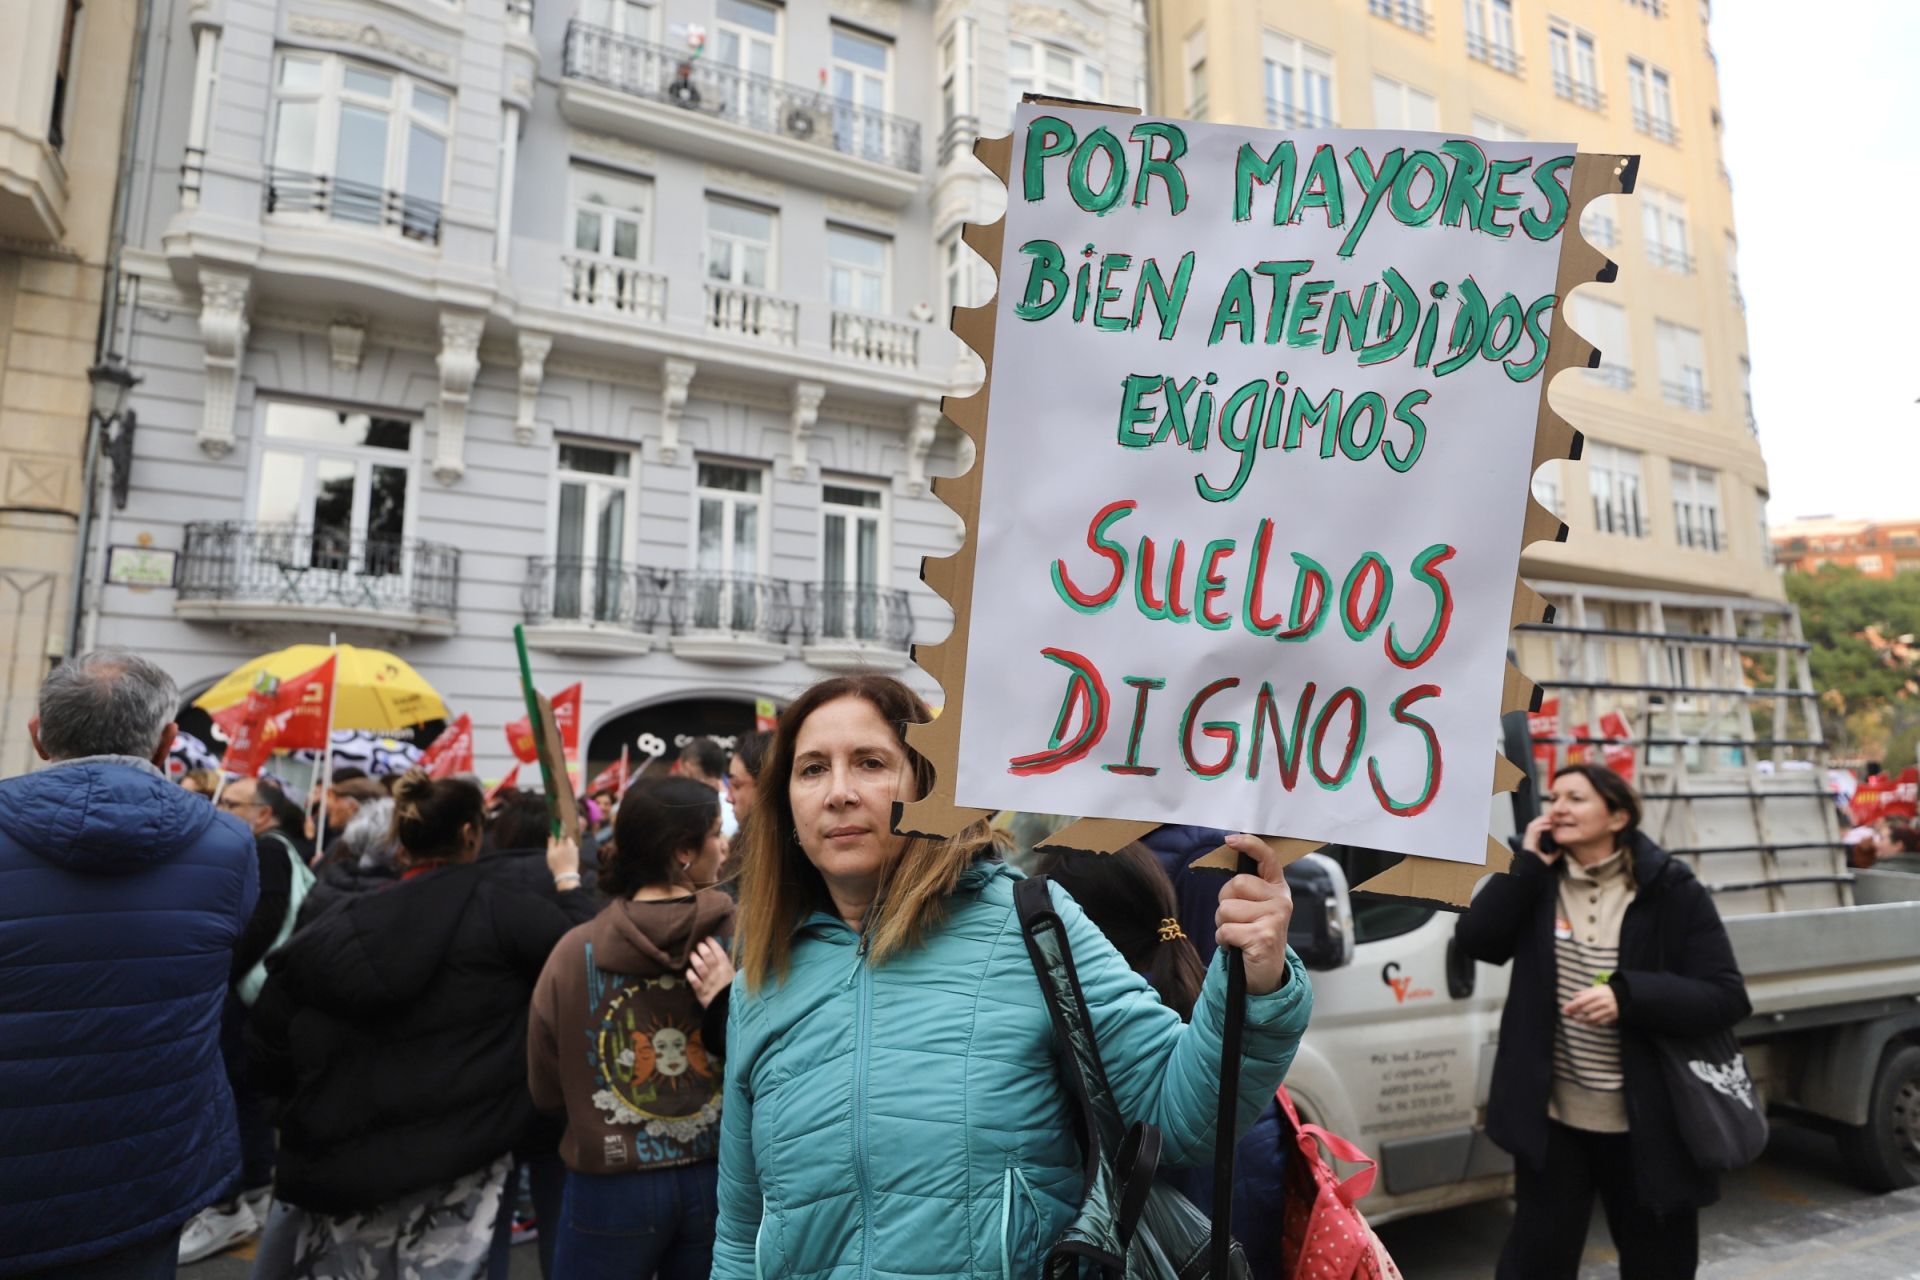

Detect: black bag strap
1016,875,1157,1268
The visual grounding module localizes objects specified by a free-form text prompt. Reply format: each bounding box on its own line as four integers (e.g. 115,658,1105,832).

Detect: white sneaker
177,1197,261,1264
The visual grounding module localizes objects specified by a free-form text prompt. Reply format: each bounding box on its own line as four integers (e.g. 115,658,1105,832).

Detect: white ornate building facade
82,0,1144,772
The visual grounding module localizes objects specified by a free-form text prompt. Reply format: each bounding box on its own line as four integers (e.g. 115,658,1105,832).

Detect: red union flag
552,684,582,766
505,715,539,764
215,656,337,777
588,745,629,798
419,713,474,779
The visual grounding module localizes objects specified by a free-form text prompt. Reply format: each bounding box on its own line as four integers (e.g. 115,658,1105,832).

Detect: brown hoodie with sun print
528,888,735,1174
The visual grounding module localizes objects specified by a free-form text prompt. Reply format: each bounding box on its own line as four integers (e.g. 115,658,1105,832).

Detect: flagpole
311,637,339,866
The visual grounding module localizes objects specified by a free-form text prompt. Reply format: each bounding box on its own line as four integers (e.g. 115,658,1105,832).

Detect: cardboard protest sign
903,101,1634,904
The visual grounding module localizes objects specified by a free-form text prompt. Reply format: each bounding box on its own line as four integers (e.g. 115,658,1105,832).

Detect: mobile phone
1539,830,1559,853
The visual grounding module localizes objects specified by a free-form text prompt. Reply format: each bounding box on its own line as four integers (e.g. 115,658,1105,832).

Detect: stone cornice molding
285,15,457,79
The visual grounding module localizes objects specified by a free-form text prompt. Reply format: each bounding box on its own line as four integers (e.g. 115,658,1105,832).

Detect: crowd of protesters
0,650,1765,1280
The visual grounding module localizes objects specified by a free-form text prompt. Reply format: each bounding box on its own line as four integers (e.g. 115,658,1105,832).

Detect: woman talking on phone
1455,763,1750,1280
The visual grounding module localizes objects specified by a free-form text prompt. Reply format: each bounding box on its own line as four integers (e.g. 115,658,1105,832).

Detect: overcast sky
1714,2,1920,523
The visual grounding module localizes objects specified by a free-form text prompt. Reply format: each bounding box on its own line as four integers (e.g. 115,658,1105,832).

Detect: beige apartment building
1144,0,1790,725
0,0,137,776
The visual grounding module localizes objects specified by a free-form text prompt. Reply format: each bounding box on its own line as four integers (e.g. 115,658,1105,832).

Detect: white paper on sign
954,107,1575,865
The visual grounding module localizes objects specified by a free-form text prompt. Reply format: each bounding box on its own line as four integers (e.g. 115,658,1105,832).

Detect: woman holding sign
1456,763,1751,1280
708,674,1311,1279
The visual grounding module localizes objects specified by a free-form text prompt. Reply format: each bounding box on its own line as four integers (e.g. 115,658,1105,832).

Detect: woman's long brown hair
734,674,996,989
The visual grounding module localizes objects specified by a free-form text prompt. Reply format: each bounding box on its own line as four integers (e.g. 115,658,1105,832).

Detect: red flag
588,745,630,798
551,684,582,767
214,656,337,777
485,763,522,804
420,713,474,779
505,715,539,764
1597,711,1636,785
1528,697,1559,781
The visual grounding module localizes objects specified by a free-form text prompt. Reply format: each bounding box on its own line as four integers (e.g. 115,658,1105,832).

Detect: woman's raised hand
1213,833,1296,996
1520,814,1560,866
687,936,736,1008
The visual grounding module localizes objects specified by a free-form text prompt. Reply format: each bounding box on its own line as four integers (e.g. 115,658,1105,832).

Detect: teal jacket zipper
852,933,876,1280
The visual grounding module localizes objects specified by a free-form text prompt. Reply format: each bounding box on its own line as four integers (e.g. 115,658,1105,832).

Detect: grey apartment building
85,0,1145,772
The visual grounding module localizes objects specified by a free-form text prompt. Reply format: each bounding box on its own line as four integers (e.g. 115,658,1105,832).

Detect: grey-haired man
0,651,258,1278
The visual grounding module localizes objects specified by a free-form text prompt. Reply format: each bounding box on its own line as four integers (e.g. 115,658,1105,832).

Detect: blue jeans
552,1164,717,1280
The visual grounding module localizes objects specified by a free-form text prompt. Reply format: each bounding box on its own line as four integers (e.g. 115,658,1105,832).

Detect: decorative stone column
433,312,485,484
196,269,250,458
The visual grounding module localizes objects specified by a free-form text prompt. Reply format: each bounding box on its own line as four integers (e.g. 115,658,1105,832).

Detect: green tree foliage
1786,567,1920,765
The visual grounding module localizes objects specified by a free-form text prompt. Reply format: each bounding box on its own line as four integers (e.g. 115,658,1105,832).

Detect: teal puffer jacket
712,860,1313,1280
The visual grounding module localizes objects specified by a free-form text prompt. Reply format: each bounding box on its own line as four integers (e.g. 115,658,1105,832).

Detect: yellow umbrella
194,643,448,732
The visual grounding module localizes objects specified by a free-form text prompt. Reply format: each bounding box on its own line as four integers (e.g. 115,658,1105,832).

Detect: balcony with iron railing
1583,363,1635,392
560,22,922,205
801,583,915,670
1552,75,1605,112
1661,380,1711,412
518,559,914,666
1264,103,1338,130
1674,513,1726,553
1646,242,1696,274
1465,34,1524,76
264,169,443,245
176,522,459,634
1632,109,1680,145
1367,0,1433,35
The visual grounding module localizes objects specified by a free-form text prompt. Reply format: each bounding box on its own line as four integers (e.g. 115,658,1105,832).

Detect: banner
420,713,474,779
485,763,522,805
755,697,779,734
214,656,337,778
949,108,1578,862
552,683,582,767
505,715,539,764
1528,697,1560,783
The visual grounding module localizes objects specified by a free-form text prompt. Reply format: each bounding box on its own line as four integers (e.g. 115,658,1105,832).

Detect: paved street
173,1122,1918,1279
1374,1122,1920,1279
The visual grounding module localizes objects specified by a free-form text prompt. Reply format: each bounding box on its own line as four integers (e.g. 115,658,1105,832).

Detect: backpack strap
1014,875,1135,1274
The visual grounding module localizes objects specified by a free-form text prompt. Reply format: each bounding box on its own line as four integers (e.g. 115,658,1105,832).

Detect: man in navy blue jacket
0,650,258,1279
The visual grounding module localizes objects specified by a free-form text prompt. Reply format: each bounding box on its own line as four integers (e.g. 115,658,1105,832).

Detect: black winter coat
248,862,575,1214
1454,830,1751,1212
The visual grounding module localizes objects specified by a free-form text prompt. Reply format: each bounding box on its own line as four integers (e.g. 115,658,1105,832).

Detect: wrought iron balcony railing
523,557,668,631
179,522,459,620
803,583,913,650
1584,364,1636,392
1264,102,1338,130
1367,0,1433,35
1661,380,1711,412
1646,243,1696,274
668,570,798,642
264,169,443,245
1465,34,1524,76
1553,75,1606,111
1632,109,1680,145
563,22,922,174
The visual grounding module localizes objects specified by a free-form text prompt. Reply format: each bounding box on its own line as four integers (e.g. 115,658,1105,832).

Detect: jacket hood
0,759,235,872
272,863,484,1014
588,889,734,976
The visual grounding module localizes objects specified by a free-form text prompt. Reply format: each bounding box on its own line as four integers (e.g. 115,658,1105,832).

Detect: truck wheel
1837,1044,1920,1192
